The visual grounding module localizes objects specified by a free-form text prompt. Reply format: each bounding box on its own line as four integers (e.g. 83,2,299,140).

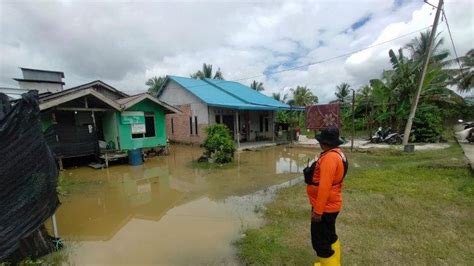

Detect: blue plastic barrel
128,149,143,165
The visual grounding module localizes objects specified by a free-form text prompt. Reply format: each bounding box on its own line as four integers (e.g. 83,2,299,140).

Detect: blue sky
0,0,472,102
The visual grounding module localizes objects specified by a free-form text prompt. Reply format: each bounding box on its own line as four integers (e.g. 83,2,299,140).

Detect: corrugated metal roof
167,76,292,110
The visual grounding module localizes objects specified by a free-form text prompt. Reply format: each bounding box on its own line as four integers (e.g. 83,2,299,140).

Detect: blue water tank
128,149,143,165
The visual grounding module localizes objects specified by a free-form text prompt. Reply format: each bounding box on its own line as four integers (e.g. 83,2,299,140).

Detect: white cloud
0,0,472,102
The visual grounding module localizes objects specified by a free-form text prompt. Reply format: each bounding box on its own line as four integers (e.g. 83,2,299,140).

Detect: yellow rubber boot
317,240,341,266
332,239,341,264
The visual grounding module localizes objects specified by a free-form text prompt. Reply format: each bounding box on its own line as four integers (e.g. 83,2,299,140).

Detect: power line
442,9,467,82
175,25,433,91
233,26,433,82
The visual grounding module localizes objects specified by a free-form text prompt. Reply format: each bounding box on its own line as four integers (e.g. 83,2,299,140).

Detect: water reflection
46,145,315,264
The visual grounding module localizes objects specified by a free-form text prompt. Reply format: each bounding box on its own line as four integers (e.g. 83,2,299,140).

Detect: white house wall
159,80,209,124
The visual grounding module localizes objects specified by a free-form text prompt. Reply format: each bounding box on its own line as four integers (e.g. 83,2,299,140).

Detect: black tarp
44,124,99,158
0,91,60,260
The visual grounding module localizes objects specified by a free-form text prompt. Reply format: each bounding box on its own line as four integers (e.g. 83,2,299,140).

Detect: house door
222,115,234,136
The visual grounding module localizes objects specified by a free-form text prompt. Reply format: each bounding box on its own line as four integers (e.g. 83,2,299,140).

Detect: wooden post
272,111,275,143
58,157,64,171
351,89,355,152
105,153,109,168
236,111,240,148
91,111,96,128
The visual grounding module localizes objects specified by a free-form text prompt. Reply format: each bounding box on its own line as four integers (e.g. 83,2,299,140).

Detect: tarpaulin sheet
44,124,99,158
306,103,341,130
0,91,59,260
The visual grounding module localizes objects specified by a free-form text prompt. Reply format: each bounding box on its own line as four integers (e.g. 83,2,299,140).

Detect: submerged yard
43,145,314,264
236,144,474,265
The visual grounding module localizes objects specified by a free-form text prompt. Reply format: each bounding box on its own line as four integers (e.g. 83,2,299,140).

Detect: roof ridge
203,79,288,108
201,79,252,105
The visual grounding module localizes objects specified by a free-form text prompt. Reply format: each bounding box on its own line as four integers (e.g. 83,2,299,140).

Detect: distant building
0,67,65,99
0,87,29,100
157,76,293,144
14,67,65,93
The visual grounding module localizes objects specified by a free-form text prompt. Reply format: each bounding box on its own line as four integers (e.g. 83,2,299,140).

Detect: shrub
202,124,236,163
413,103,444,143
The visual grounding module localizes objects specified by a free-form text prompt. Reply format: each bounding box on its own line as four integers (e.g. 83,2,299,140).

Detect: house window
171,118,174,134
195,116,198,136
259,115,264,132
131,113,156,139
189,116,193,135
215,115,221,124
265,117,269,132
144,113,156,138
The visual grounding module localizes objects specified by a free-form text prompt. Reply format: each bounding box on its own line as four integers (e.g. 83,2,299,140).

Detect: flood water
45,145,315,265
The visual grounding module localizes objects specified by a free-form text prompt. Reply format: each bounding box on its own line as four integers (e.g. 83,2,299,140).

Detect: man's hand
311,211,322,222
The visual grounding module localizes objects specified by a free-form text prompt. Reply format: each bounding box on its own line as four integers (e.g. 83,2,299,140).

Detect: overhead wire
175,25,433,91
441,8,468,85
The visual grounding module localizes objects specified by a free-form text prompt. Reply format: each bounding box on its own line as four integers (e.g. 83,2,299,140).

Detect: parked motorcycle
464,121,474,130
370,127,404,145
466,128,474,143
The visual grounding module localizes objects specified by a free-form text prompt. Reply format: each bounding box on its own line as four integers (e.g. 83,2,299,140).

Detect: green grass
236,144,474,265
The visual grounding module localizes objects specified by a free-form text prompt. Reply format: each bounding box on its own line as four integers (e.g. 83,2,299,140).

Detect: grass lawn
236,144,474,265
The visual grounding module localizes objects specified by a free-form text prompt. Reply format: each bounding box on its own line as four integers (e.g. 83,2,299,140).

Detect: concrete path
459,142,474,171
454,125,474,171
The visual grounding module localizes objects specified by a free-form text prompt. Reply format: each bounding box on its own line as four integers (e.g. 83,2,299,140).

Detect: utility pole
402,0,444,147
351,89,355,152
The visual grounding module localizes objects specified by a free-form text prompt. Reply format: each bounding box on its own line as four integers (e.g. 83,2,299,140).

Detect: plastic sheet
0,91,60,260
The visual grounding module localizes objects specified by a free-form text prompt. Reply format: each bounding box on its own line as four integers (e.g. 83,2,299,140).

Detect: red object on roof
306,103,341,130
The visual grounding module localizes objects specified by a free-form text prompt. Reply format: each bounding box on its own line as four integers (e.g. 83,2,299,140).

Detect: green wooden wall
117,99,167,150
103,111,119,150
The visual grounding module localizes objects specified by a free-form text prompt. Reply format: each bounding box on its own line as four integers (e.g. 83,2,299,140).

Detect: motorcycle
464,121,474,130
466,128,474,143
370,127,404,145
458,119,474,130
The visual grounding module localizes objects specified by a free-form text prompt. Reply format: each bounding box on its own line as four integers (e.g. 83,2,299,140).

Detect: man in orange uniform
307,128,347,266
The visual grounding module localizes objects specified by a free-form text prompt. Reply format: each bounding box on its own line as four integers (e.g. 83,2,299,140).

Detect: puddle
44,144,314,265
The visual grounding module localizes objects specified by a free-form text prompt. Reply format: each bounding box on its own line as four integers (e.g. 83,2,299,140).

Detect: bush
202,124,236,163
413,103,444,143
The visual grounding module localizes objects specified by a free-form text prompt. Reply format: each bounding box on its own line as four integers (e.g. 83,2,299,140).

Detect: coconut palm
335,83,351,103
190,63,224,80
250,80,264,91
405,31,449,65
146,76,166,96
447,49,474,93
287,86,318,106
272,92,288,103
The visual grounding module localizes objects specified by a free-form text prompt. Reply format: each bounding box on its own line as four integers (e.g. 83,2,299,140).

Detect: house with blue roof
157,75,293,144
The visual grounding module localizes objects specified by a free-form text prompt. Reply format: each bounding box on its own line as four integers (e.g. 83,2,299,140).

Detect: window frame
130,112,156,139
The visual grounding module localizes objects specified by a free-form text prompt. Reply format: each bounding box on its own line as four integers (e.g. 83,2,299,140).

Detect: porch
209,107,277,145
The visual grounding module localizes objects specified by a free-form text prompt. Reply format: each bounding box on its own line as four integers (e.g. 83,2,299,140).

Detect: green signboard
121,111,145,124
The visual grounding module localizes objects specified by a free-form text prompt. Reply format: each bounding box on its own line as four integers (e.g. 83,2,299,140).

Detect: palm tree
190,63,224,80
146,76,166,96
335,83,351,103
447,49,473,93
405,31,449,65
272,92,288,103
250,80,264,91
287,86,318,106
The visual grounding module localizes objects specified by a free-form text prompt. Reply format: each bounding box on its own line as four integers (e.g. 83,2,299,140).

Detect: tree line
144,32,472,142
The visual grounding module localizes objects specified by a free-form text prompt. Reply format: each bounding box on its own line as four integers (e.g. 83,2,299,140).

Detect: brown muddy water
44,144,315,265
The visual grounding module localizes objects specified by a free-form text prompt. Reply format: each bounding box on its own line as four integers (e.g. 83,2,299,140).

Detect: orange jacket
306,148,345,215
